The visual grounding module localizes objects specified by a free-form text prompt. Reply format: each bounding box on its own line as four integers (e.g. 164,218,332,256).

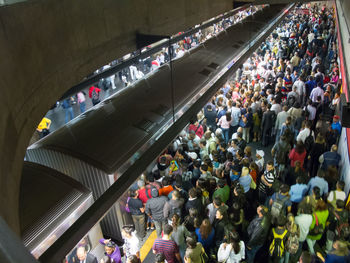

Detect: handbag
310,213,324,235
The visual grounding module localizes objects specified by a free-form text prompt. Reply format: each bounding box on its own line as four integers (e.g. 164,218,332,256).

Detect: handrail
58,5,250,101
38,4,294,262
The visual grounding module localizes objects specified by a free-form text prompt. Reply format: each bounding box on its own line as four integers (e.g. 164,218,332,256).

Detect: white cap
256,150,265,157
187,152,197,160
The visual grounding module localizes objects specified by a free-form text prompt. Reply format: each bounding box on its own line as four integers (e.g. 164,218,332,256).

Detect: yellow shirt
37,117,51,131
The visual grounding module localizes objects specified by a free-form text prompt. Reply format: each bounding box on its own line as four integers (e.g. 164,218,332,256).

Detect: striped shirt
258,169,276,193
153,238,179,263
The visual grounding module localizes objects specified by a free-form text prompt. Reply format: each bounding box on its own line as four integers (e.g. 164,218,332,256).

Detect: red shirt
188,124,204,138
289,148,307,168
88,86,101,98
138,188,152,204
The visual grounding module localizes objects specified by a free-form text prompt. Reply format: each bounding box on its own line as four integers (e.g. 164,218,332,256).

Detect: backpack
304,130,314,153
309,213,324,236
286,233,299,254
334,211,350,239
169,205,182,219
269,228,288,258
92,88,99,101
287,95,296,108
275,142,289,165
270,194,288,218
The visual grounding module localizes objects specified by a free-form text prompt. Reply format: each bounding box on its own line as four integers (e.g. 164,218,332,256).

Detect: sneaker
146,227,150,231
151,226,155,230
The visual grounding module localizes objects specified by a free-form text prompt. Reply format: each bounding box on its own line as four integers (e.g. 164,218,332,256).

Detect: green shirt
307,210,329,240
213,185,230,204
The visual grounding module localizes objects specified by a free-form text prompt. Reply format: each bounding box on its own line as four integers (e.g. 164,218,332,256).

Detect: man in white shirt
296,120,314,143
271,98,282,115
310,85,324,103
305,100,316,121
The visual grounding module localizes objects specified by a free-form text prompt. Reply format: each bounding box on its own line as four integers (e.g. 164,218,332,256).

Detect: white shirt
123,233,139,258
305,105,316,120
295,214,313,242
217,241,245,263
327,190,346,203
296,128,314,143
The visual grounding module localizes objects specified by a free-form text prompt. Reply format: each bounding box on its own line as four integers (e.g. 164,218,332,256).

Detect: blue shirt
331,121,341,134
308,176,329,196
196,228,215,252
239,175,252,193
290,184,308,203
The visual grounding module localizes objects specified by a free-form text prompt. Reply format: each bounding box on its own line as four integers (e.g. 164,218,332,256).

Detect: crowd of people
69,3,350,263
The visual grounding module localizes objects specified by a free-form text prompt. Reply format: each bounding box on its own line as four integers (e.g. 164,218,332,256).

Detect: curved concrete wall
0,0,236,233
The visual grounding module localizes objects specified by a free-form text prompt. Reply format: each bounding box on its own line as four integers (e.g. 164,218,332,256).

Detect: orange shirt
159,185,174,197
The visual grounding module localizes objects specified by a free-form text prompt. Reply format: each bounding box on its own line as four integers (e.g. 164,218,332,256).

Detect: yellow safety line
140,230,157,262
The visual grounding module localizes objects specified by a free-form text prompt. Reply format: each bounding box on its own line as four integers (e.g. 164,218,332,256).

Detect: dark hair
213,196,222,206
295,142,305,154
337,181,345,191
267,160,274,166
315,200,328,211
300,251,312,263
226,112,232,122
129,189,138,198
189,188,197,198
128,255,141,263
229,231,241,254
155,253,166,263
163,224,173,235
312,186,321,199
280,184,290,194
277,215,287,227
186,236,197,249
200,163,208,172
336,200,345,209
122,225,135,235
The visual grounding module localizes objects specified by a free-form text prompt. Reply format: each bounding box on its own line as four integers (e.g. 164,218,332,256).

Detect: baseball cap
187,152,197,160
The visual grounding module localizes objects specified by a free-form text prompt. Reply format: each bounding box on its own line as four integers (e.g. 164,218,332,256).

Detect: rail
38,4,294,262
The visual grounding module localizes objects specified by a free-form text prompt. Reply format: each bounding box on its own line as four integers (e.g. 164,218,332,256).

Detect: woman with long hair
195,218,215,253
171,214,191,262
217,231,245,263
218,112,232,144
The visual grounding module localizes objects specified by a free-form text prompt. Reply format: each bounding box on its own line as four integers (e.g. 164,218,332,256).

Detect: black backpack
304,130,314,153
275,141,289,165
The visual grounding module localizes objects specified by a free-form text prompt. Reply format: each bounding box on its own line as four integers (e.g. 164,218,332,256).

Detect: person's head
336,181,345,191
225,112,232,122
104,241,116,255
296,176,304,185
295,142,305,154
172,190,180,200
277,215,287,227
299,251,312,263
163,224,173,236
127,255,141,263
331,144,338,152
266,160,274,171
257,205,267,217
315,200,328,211
155,253,166,263
216,206,227,220
312,186,321,200
280,184,290,195
76,246,87,261
333,240,349,256
199,218,212,239
122,225,134,238
137,180,145,189
186,236,197,249
130,189,138,198
188,188,197,199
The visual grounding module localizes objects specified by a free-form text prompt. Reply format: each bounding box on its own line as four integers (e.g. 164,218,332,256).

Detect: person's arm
175,252,181,263
319,154,324,164
217,243,231,262
163,201,170,219
261,174,272,187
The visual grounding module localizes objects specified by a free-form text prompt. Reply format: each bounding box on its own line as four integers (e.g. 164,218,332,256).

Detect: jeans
79,101,86,113
222,128,230,144
65,107,74,123
246,244,263,263
243,127,251,143
132,214,145,239
306,238,316,255
154,220,165,237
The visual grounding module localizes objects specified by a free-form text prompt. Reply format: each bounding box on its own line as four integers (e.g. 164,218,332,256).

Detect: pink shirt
218,116,232,129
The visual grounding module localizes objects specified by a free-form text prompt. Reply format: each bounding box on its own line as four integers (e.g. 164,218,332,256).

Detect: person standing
62,97,74,123
36,117,51,138
69,246,97,263
261,103,276,147
99,239,122,263
153,224,181,263
89,86,101,106
127,190,146,240
77,91,86,113
121,225,140,259
145,188,168,237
